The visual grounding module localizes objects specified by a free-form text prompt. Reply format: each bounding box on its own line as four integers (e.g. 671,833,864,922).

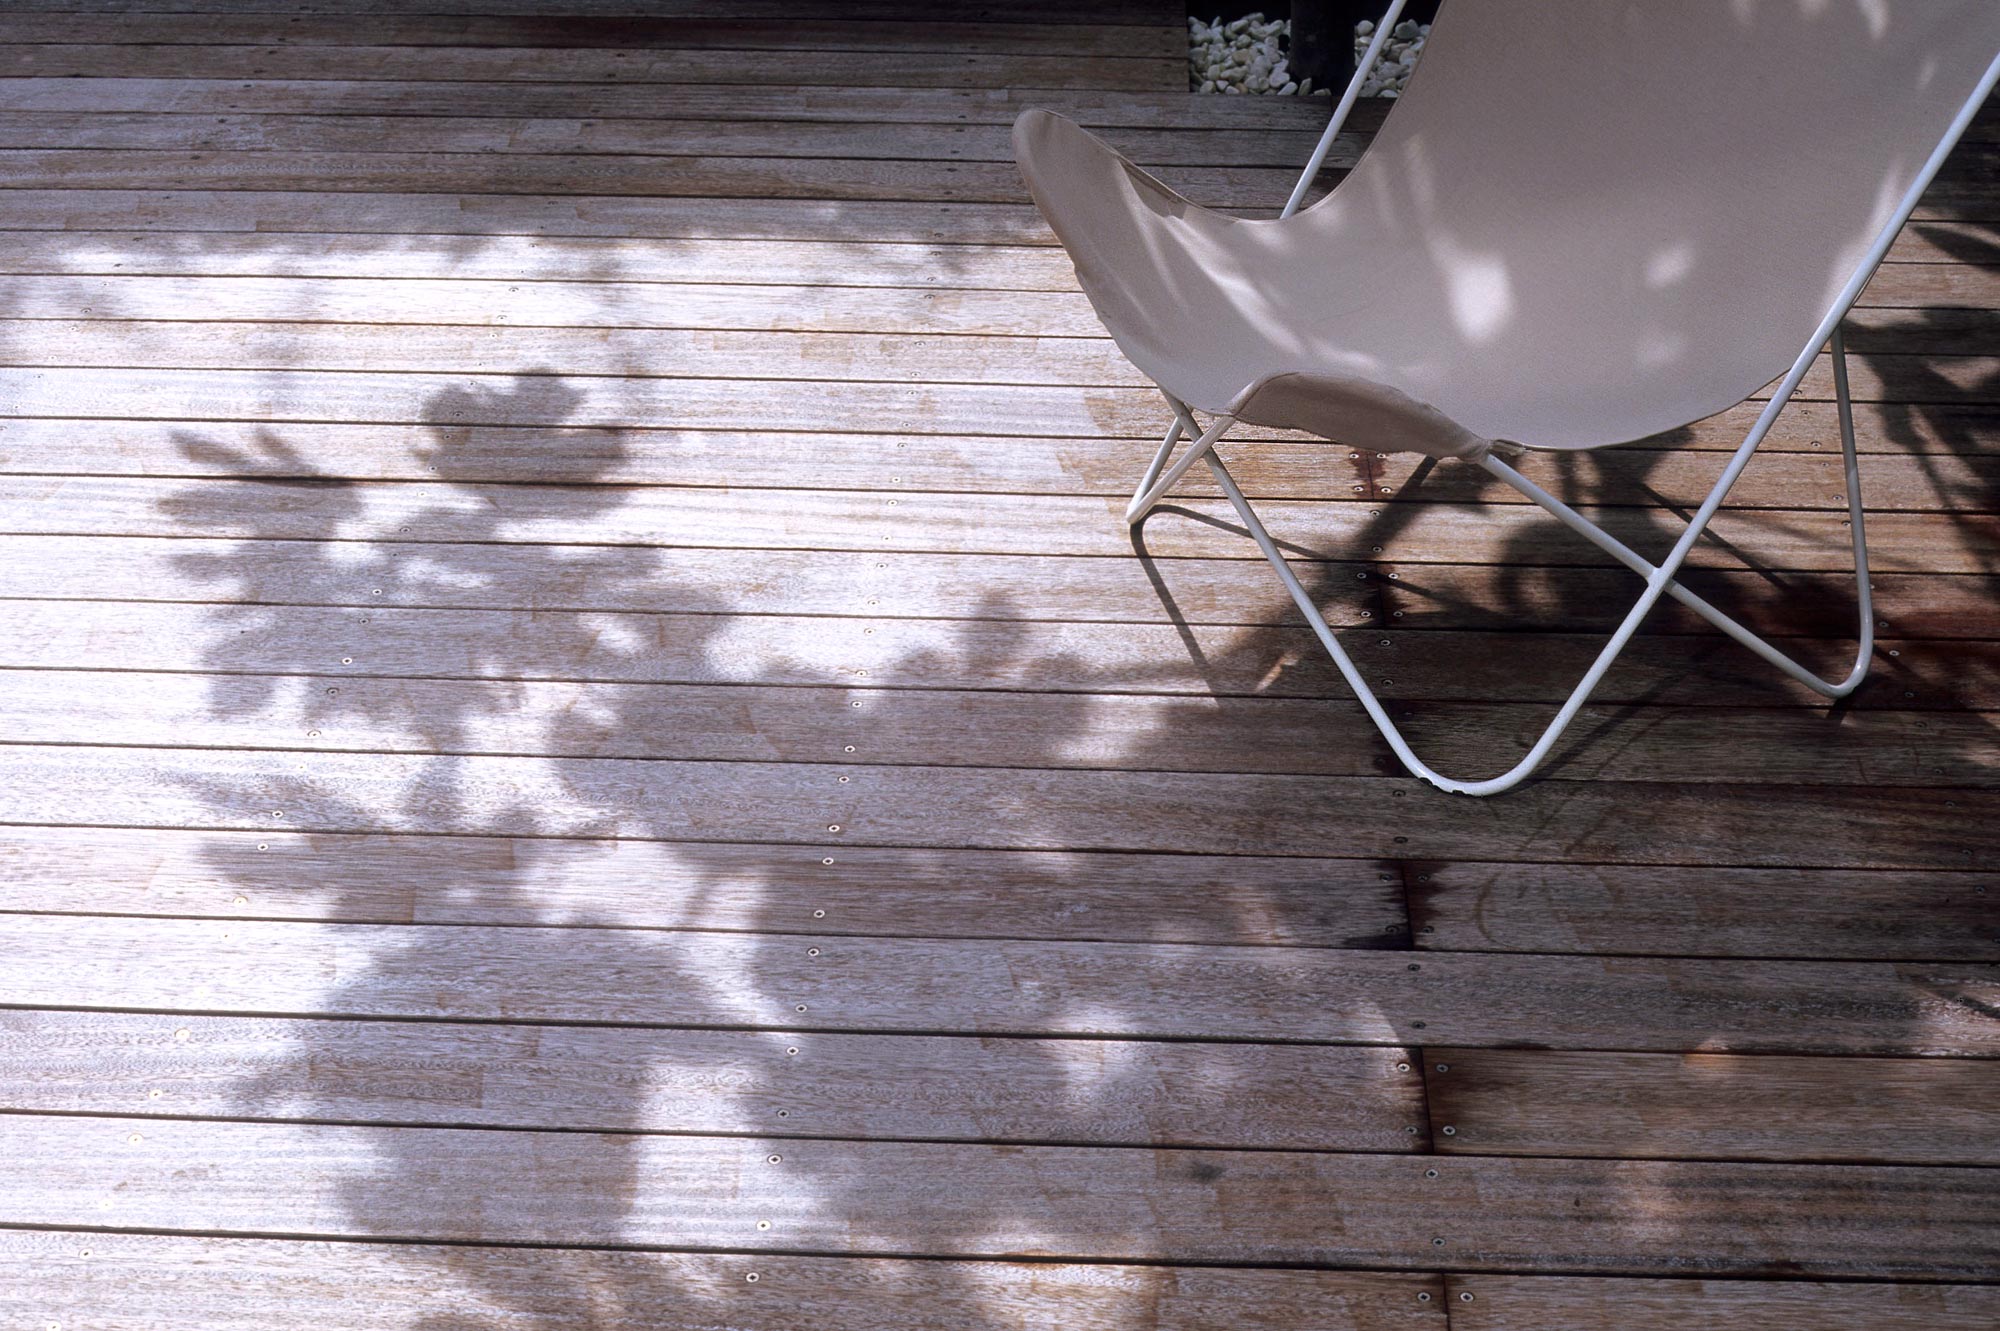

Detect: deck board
3,1,1996,1324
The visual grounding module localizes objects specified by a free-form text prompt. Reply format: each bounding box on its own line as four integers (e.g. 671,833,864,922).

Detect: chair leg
1126,397,1234,525
1478,331,1873,697
1128,332,1871,793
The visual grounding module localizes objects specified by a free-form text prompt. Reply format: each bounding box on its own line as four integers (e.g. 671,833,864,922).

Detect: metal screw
827,824,841,833
1396,1062,1410,1072
1432,1237,1446,1246
1425,1168,1439,1178
745,1273,759,1283
1461,1292,1475,1302
128,1133,143,1144
1417,1292,1431,1303
786,1047,799,1055
843,745,856,752
807,947,820,957
767,1154,783,1164
837,776,849,784
795,1004,808,1013
812,909,826,918
1408,963,1420,971
821,858,833,866
1442,1125,1457,1136
757,1220,770,1230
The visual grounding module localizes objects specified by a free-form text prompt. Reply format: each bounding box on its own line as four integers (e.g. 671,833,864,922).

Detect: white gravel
1188,13,1428,97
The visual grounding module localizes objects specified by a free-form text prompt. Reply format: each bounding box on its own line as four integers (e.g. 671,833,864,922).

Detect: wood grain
0,824,1409,947
0,46,1184,92
1446,1276,2000,1330
1424,1048,2000,1165
5,1229,1450,1331
0,667,1992,787
1408,863,2000,961
0,14,1190,57
5,915,1994,1053
0,1009,1427,1150
3,1114,1994,1277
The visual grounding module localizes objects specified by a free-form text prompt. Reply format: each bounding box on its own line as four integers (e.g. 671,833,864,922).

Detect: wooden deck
2,2,1997,1327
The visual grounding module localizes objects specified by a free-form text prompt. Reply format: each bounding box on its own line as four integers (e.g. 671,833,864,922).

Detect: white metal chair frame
1126,1,2000,796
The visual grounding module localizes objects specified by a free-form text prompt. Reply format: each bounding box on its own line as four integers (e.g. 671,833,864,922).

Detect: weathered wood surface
5,1114,1995,1277
3,2,1997,1317
0,474,1989,574
5,1230,1450,1331
0,823,1406,945
4,186,1986,247
0,1009,1427,1150
0,47,1184,91
7,915,1994,1054
0,78,1342,129
1424,1049,2000,1165
0,14,1192,56
1444,1276,2000,1331
1,668,1993,787
1408,864,2000,961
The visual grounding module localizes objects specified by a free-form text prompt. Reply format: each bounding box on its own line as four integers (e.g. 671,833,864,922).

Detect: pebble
1189,13,1427,97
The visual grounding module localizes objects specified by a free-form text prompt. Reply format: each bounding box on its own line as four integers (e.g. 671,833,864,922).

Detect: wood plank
1446,1276,2000,1329
0,111,1321,166
0,14,1189,57
7,527,1992,643
12,144,1997,210
6,914,1995,1051
4,1114,1995,1276
0,77,1345,130
6,307,1995,387
0,823,1406,946
0,231,1982,300
3,415,1989,509
6,1229,1450,1331
0,534,1387,625
11,273,1984,357
4,532,1994,642
0,188,1980,250
1,667,1992,787
0,1009,1426,1150
0,473,1987,576
0,1,1188,27
0,358,1981,441
1408,863,2000,962
0,46,1184,92
1,598,1992,714
1423,1048,2000,1165
18,739,1999,867
1380,565,2000,638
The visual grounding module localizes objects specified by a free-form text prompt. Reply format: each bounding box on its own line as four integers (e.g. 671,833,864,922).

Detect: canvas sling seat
1014,0,2000,795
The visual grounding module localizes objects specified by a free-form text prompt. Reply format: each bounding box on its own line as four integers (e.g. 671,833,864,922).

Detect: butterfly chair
1015,0,2000,795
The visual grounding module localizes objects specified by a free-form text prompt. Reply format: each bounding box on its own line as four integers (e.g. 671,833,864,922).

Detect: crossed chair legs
1125,331,1876,796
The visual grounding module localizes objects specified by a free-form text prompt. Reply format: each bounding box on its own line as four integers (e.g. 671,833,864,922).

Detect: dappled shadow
10,3,1999,1322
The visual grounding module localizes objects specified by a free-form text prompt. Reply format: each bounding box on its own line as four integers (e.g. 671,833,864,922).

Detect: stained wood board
4,1228,1450,1331
5,914,1994,1052
0,1009,1427,1150
1422,1047,2000,1165
3,1114,1995,1277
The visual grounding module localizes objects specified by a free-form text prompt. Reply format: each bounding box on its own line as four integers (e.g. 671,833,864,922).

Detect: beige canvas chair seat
1014,0,2000,795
